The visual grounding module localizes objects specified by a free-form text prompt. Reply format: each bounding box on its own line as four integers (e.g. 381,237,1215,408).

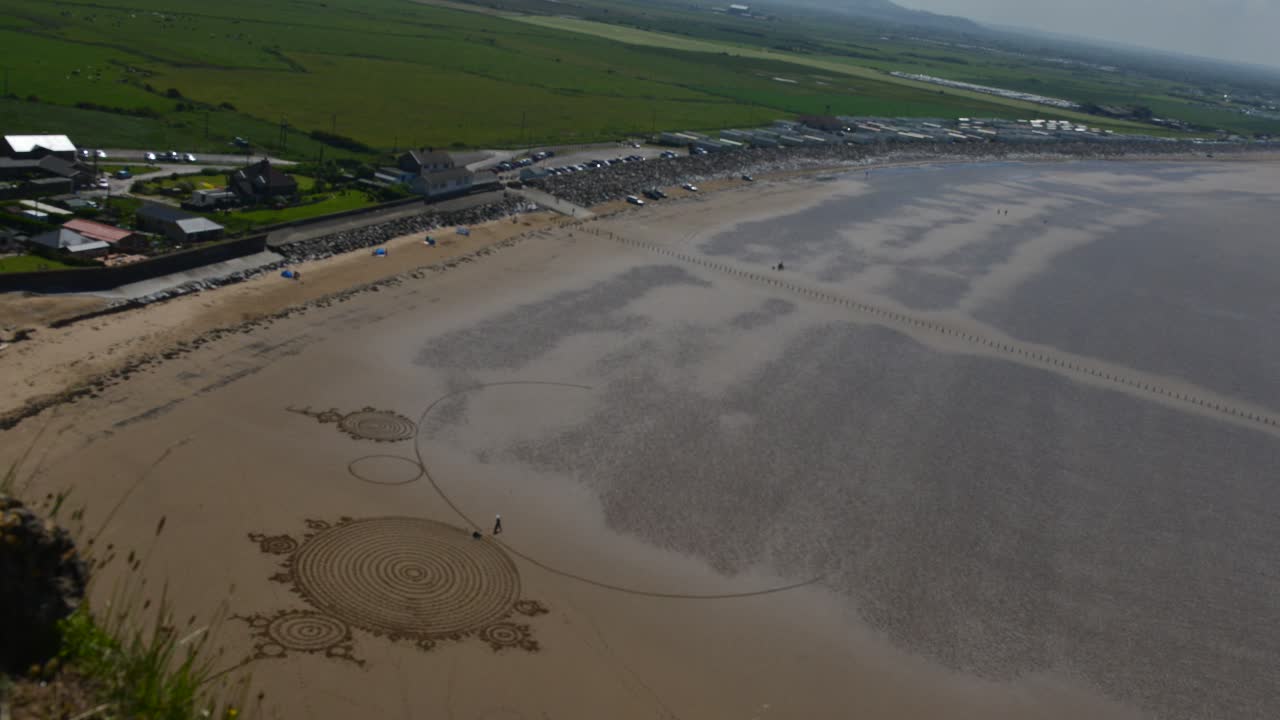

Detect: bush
164,88,182,99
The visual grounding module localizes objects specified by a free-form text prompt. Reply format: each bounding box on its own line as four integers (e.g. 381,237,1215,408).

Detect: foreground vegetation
1,454,247,720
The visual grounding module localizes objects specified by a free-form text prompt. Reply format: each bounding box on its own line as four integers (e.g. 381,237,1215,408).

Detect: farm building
228,159,298,203
728,4,750,16
3,135,77,160
136,203,225,244
0,152,94,188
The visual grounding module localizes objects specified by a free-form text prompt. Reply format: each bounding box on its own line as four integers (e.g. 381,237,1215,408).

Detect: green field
0,0,1274,156
0,254,76,273
215,190,377,234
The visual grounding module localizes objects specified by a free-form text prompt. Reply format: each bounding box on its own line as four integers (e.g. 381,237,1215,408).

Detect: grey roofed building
29,228,110,256
175,217,225,235
136,202,225,243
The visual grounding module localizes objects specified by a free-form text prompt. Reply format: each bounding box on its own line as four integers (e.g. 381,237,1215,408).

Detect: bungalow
62,218,144,253
28,227,110,258
136,203,225,244
228,159,297,203
411,167,475,199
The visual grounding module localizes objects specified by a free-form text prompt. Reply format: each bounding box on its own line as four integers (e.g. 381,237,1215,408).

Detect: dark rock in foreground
0,495,87,674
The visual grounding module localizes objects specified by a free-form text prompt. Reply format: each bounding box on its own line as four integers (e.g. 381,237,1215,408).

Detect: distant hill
768,0,983,33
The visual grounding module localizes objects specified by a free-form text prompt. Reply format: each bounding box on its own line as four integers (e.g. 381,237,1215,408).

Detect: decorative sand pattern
240,517,547,663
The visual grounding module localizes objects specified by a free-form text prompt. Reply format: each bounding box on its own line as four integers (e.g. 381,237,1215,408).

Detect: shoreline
2,148,1277,432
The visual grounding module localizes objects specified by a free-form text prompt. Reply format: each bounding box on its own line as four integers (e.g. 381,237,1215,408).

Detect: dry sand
3,159,1279,720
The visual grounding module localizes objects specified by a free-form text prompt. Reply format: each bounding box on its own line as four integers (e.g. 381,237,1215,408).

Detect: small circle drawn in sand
348,455,424,486
286,406,416,442
339,409,417,442
478,622,539,652
250,533,298,555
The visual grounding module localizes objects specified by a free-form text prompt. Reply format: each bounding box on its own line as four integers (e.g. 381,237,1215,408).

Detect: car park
625,195,645,206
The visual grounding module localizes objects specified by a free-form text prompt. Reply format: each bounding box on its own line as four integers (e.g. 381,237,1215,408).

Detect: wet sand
4,160,1279,720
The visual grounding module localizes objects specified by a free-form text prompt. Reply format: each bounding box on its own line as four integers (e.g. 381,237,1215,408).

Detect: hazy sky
895,0,1280,68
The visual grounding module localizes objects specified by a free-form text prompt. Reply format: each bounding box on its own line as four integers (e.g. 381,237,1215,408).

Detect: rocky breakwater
0,495,87,674
529,139,1250,207
276,196,532,263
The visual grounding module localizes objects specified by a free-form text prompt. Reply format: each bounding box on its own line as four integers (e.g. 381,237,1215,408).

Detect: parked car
114,169,132,179
167,150,180,161
681,183,698,192
625,195,645,206
145,151,157,162
642,189,662,200
630,142,641,148
78,149,91,159
741,174,754,182
659,151,678,159
652,188,667,199
184,153,197,163
96,177,110,188
691,147,708,156
233,136,250,148
95,149,108,159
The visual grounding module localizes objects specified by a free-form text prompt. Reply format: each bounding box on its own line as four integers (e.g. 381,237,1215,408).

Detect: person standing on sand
493,514,502,535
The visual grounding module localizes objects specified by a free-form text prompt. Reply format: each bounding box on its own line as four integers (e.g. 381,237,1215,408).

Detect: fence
0,234,267,293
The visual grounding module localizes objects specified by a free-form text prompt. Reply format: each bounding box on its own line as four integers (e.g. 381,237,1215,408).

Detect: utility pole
2,67,9,97
520,110,527,151
331,113,336,134
651,108,656,134
204,111,209,140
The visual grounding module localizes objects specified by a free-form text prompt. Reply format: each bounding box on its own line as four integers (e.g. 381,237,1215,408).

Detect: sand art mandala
241,517,547,663
287,406,417,442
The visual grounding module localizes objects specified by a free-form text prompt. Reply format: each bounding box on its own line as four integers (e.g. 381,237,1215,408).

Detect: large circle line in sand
414,381,824,600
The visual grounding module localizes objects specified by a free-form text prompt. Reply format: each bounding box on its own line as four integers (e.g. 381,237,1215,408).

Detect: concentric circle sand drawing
286,406,417,442
236,609,362,666
242,517,547,662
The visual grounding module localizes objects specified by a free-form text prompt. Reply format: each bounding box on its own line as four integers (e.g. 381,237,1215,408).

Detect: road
101,149,294,166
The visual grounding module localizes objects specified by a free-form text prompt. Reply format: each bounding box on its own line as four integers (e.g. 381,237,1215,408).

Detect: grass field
1,0,1273,155
0,254,76,273
215,190,377,234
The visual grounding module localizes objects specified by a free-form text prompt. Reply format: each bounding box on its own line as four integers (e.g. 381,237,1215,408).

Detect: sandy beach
3,157,1279,720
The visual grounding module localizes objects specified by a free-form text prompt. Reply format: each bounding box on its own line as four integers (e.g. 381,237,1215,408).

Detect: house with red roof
62,218,145,253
